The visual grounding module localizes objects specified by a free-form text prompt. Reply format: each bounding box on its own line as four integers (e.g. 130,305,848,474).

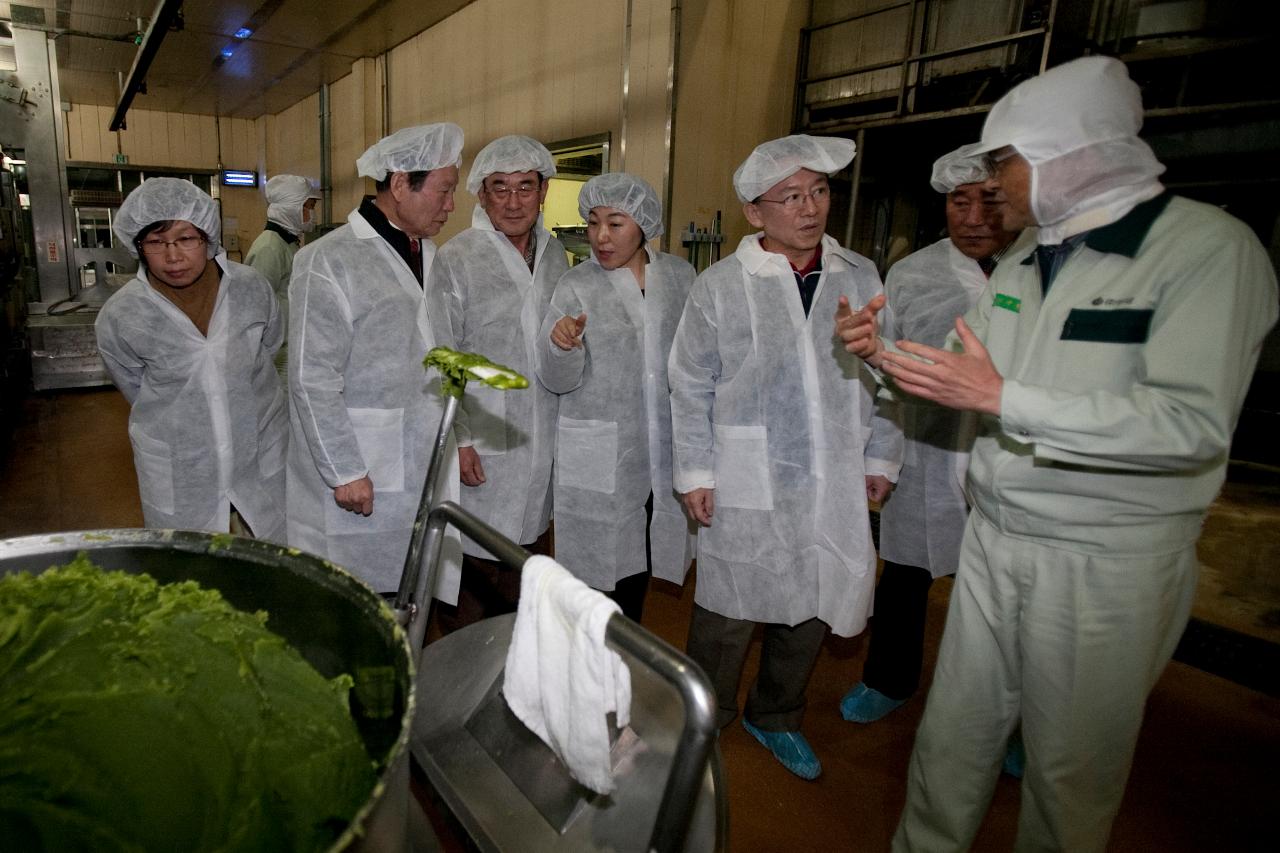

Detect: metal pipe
800,27,1047,87
381,52,391,136
605,614,718,853
403,499,535,654
396,393,459,616
109,0,183,131
843,127,865,251
620,0,633,172
1040,0,1060,73
660,0,682,253
319,82,332,226
893,0,920,117
411,496,717,852
802,0,913,34
791,2,813,131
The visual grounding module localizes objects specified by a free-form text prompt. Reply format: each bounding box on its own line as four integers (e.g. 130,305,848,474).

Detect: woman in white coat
536,173,696,621
95,178,288,542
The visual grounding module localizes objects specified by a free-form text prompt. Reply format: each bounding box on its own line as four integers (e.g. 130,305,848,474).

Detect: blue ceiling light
234,27,252,39
220,45,235,59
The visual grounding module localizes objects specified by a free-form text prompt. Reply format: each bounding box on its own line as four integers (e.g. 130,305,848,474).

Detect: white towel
503,555,632,795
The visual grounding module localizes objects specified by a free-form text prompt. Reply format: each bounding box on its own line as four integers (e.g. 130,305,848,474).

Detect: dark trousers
436,526,554,635
603,493,654,624
685,603,828,731
862,560,937,700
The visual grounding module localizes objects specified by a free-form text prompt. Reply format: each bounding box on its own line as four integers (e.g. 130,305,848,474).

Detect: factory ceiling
1,0,473,119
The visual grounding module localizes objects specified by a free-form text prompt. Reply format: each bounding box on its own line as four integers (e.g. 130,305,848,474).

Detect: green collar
1020,191,1173,265
1084,191,1172,257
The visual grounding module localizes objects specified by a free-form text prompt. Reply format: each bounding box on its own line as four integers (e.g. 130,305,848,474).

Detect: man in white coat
96,178,288,543
428,135,569,631
840,143,1015,724
287,123,464,594
838,57,1278,851
669,134,900,781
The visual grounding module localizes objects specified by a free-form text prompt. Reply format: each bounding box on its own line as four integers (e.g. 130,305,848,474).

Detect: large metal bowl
0,529,415,852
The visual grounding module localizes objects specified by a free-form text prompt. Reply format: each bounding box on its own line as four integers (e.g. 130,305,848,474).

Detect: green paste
0,556,379,852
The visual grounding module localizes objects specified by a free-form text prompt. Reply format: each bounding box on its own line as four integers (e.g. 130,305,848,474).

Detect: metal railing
393,380,719,852
793,0,1059,132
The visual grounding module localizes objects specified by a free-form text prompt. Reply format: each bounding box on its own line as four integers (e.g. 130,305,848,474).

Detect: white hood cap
114,177,221,259
929,142,991,193
973,56,1165,232
356,122,464,181
466,135,557,194
264,174,320,235
732,134,855,203
578,172,664,240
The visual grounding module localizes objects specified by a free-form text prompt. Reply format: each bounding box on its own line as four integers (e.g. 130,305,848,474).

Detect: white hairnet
577,172,664,240
264,174,319,235
114,177,221,259
973,56,1165,230
466,135,557,194
929,142,991,193
356,122,464,182
732,134,856,203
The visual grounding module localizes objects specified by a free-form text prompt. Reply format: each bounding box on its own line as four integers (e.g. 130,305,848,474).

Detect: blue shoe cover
742,719,822,780
840,682,906,723
1002,732,1026,779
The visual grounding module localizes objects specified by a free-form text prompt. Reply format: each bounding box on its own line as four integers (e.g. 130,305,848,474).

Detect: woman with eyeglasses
535,173,696,622
95,177,288,542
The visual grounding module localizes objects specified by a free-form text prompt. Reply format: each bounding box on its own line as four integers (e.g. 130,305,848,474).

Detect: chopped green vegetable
0,556,378,852
424,346,529,398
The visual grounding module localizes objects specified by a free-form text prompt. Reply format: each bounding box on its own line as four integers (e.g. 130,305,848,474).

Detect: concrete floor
2,387,1278,852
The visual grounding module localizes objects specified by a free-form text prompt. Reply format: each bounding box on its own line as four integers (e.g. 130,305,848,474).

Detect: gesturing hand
881,317,1004,415
551,313,587,350
835,294,887,367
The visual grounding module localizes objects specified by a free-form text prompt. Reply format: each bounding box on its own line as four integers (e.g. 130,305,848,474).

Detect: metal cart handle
407,499,718,853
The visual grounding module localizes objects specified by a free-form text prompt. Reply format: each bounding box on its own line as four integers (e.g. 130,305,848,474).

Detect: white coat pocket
556,417,618,495
128,425,175,515
466,385,507,456
348,407,405,493
712,423,774,511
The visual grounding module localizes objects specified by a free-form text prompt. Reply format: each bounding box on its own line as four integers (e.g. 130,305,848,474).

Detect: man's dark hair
375,170,431,194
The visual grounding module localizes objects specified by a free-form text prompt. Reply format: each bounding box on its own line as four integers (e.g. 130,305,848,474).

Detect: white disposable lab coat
95,254,288,541
878,238,984,577
286,208,461,595
428,207,569,555
668,233,900,637
536,249,696,591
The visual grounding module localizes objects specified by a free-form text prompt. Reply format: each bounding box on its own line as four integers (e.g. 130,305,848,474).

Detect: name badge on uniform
993,293,1021,313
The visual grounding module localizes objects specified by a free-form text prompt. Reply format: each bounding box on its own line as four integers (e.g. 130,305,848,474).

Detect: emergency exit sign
113,154,129,164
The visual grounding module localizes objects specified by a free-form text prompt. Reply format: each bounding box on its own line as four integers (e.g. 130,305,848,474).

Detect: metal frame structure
109,0,184,132
793,0,1059,134
393,381,720,853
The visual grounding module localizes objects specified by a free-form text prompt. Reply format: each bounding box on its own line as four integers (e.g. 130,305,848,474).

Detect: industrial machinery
0,529,417,852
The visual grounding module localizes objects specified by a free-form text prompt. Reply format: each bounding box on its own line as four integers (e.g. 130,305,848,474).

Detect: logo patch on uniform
993,293,1021,313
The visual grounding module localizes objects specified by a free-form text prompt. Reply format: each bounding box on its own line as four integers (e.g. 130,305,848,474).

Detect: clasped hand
834,294,1004,415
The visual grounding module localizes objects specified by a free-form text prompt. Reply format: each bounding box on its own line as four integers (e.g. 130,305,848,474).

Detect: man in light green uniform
246,174,320,378
837,57,1278,852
